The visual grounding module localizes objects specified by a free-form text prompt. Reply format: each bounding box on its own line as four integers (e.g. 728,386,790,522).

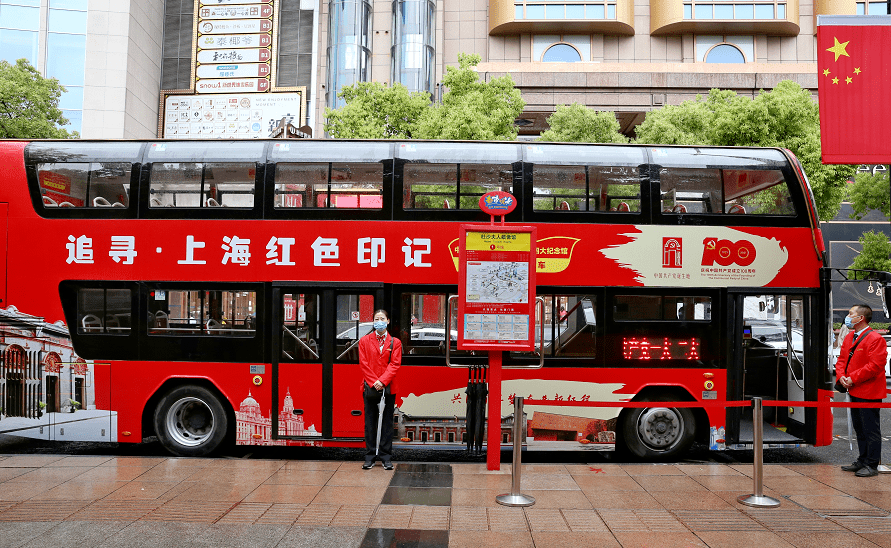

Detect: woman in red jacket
359,309,402,470
836,304,888,477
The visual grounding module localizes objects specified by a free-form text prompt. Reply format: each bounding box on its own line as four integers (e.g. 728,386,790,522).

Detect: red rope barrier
521,398,891,409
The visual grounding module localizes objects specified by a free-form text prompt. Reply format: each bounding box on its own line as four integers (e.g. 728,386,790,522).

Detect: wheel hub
166,397,215,447
638,407,682,449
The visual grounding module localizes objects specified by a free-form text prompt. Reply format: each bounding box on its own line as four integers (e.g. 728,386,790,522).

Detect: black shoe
362,462,374,470
382,462,393,470
856,466,879,477
841,462,865,472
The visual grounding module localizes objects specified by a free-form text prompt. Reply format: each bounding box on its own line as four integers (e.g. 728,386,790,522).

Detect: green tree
634,81,853,221
537,103,628,143
324,81,430,139
324,53,526,141
0,59,74,139
850,230,891,279
413,53,526,141
847,169,889,220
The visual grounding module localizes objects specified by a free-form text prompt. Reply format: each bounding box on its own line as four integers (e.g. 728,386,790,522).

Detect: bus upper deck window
659,167,796,216
275,162,383,209
39,162,132,209
404,164,457,209
532,166,587,211
531,165,639,212
329,163,383,208
150,162,255,208
403,163,512,209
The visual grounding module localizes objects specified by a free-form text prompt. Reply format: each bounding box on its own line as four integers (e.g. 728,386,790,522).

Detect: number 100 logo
701,238,756,267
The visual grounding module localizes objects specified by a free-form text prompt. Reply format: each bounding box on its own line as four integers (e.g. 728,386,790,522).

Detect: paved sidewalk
2,455,891,547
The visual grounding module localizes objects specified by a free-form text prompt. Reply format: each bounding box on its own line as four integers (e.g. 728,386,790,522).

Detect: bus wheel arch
618,386,703,460
148,380,234,457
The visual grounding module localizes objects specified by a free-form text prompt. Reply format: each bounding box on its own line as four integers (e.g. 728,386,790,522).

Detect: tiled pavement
4,455,891,547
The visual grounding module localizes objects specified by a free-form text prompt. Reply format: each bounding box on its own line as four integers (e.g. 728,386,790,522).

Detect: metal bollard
737,397,781,508
496,397,535,507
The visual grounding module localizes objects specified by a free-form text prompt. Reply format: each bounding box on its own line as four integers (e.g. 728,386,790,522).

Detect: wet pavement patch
359,528,449,548
381,464,452,506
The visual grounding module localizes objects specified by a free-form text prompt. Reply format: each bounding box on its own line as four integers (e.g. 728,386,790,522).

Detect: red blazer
358,330,402,394
835,328,888,400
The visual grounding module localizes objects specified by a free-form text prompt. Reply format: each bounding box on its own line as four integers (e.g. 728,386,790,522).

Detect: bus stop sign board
458,225,537,351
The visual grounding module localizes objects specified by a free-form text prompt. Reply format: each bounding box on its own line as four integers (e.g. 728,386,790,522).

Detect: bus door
272,285,382,441
728,293,808,445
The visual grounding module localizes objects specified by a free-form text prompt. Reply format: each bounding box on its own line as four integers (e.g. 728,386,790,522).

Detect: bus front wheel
154,385,229,457
622,402,695,460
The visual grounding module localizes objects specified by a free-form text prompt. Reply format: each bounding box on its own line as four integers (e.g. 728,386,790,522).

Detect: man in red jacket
359,309,402,470
836,304,888,477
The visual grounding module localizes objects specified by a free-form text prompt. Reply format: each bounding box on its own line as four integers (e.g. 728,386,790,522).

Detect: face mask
373,320,387,332
845,315,858,329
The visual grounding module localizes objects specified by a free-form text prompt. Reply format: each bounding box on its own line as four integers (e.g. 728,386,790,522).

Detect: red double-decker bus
0,139,835,458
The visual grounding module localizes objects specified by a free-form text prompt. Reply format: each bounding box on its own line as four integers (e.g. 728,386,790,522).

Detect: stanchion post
496,397,535,507
737,397,780,508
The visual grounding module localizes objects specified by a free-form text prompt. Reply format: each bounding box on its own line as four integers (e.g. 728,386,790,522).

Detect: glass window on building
705,44,745,63
392,0,435,96
45,0,87,134
542,44,582,62
327,0,372,109
161,0,195,91
533,35,590,62
0,1,40,65
696,35,753,63
277,0,316,100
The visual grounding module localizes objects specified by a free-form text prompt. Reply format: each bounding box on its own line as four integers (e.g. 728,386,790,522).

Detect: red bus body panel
0,141,828,452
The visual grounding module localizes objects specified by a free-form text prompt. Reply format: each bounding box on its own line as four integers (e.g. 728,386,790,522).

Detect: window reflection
392,0,435,95
0,28,38,64
327,0,372,108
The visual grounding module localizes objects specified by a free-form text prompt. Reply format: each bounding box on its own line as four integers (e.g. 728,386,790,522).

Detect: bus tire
621,401,695,460
154,385,229,457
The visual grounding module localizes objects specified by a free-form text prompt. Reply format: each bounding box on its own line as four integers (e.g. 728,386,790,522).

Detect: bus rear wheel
154,385,229,457
622,402,695,460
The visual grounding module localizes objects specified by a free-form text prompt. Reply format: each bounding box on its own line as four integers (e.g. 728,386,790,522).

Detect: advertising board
458,224,537,351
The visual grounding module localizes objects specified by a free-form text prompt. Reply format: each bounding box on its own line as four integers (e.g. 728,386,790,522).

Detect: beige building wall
81,0,162,139
314,0,842,135
474,0,822,134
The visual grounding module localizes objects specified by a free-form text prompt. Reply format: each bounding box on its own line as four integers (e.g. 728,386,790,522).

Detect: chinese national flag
818,17,891,164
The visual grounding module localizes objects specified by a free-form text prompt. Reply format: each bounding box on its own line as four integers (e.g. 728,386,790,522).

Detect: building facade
3,0,868,140
8,1,886,306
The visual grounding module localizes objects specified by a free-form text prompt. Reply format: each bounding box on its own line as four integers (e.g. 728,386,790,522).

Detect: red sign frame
457,224,537,351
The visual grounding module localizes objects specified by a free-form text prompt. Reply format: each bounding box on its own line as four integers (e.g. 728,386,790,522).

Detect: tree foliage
537,103,628,143
0,59,74,139
324,82,430,139
413,53,525,141
848,170,890,220
850,230,891,279
633,81,853,221
324,53,525,141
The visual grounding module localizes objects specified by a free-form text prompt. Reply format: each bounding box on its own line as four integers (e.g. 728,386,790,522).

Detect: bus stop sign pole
455,191,536,472
487,350,503,471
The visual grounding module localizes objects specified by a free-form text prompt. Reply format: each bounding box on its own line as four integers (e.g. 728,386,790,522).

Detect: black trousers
364,386,395,463
851,395,883,468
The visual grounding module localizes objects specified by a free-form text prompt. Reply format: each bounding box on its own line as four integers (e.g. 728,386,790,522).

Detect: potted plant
38,401,46,418
69,399,80,413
